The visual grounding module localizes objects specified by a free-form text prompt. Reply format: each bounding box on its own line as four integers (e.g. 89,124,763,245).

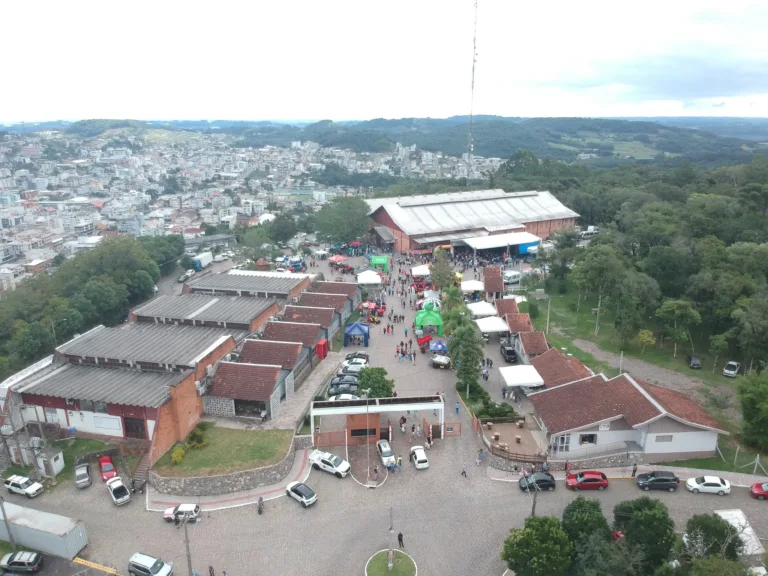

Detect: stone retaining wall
294,435,314,450
488,450,644,473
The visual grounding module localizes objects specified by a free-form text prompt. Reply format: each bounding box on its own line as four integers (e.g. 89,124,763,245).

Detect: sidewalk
487,462,767,488
145,449,311,512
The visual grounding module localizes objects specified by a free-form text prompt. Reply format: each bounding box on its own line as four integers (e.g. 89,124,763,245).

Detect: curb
365,549,417,576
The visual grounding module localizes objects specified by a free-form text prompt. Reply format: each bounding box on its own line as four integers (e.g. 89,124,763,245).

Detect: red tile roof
636,380,726,432
494,298,519,316
239,340,302,370
261,321,321,348
282,306,335,328
212,362,280,402
505,313,534,333
484,277,504,294
530,348,591,388
483,266,502,277
311,282,358,298
529,374,662,434
299,292,348,314
519,331,549,356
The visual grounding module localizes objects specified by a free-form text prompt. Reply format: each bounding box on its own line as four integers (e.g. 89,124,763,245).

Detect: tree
738,371,768,451
501,516,572,576
315,197,370,244
8,321,54,365
270,214,298,243
179,255,195,271
683,514,744,563
357,367,394,398
730,294,768,372
449,325,484,393
615,497,676,573
429,250,455,291
643,246,691,298
655,299,701,358
638,329,656,354
561,496,611,547
71,280,129,327
442,286,464,313
571,532,645,576
689,557,750,576
570,245,625,335
443,305,471,336
708,334,728,373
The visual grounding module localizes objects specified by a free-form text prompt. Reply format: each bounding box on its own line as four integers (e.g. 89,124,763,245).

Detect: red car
750,481,768,500
98,456,117,482
566,470,609,491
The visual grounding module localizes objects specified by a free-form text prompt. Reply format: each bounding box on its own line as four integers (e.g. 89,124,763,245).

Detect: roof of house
505,313,534,333
282,306,335,328
365,190,579,237
185,271,306,295
16,363,185,407
298,292,348,314
483,266,501,277
261,322,322,348
132,294,280,324
529,348,592,389
56,324,242,367
310,281,359,298
494,298,519,316
239,340,303,370
211,362,281,402
484,277,504,294
637,379,725,431
519,331,549,355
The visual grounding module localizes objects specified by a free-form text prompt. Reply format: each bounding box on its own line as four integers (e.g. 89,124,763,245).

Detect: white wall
645,430,718,454
65,409,123,438
147,419,156,441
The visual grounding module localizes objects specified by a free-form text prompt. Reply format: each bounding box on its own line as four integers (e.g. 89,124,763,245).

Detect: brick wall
249,301,280,333
194,336,237,380
346,413,381,446
149,372,202,465
288,277,312,301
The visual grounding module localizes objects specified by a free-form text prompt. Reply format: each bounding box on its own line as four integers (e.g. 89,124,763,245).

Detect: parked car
376,440,396,467
687,355,702,369
213,254,228,262
4,475,44,498
286,481,317,508
519,472,556,492
328,394,360,402
635,470,679,492
409,446,429,470
328,383,359,396
308,450,351,478
330,375,359,387
341,357,369,369
750,481,768,500
0,551,43,573
565,471,609,491
500,343,518,363
128,553,174,576
686,475,730,495
337,364,366,377
430,355,451,369
107,477,131,506
98,456,117,482
75,463,92,489
723,361,741,378
163,503,201,522
345,351,369,361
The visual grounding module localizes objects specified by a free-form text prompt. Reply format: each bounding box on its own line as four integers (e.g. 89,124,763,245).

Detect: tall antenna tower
466,0,479,179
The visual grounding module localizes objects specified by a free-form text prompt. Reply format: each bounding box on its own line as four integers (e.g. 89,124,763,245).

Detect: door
124,417,146,440
45,407,58,424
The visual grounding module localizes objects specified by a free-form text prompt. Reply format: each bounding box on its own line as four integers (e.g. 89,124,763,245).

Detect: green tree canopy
739,370,768,451
270,214,298,243
683,514,744,563
357,367,394,398
501,515,572,576
315,197,370,244
561,496,611,547
614,497,676,573
429,249,455,291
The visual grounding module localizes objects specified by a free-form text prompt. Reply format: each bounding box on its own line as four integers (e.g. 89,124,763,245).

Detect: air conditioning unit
229,352,239,362
65,399,75,407
206,365,213,376
1,425,13,437
225,354,231,362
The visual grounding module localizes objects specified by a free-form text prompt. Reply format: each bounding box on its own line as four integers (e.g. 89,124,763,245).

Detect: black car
635,471,680,492
519,472,556,492
330,375,359,387
501,343,518,363
345,351,369,361
687,355,702,369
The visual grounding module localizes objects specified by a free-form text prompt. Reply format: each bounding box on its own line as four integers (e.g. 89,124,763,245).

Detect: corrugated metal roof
373,226,396,243
186,271,306,295
366,190,579,237
16,363,183,407
132,294,280,324
2,501,83,535
57,324,241,367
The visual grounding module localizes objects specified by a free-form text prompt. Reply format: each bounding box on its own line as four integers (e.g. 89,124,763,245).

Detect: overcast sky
2,0,768,122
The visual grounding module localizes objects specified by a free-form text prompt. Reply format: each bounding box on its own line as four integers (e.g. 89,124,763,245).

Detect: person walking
488,358,493,369
461,464,468,478
411,350,416,365
411,424,416,438
374,465,380,481
456,401,460,415
631,463,638,478
501,385,507,400
565,461,572,475
398,532,404,548
417,424,422,437
397,455,403,472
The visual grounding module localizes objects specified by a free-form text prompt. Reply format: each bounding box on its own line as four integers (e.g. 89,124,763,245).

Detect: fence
484,438,547,464
549,440,638,461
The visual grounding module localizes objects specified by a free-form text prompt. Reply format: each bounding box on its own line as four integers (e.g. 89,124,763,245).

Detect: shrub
186,425,207,449
171,445,186,465
477,402,516,419
528,300,540,318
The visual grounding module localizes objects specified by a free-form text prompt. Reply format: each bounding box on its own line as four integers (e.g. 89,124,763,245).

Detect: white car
328,394,360,402
409,446,429,470
722,361,740,377
376,440,396,467
4,475,44,498
106,477,131,506
685,475,730,496
341,357,369,369
308,450,351,478
163,503,201,523
286,481,317,507
213,254,228,262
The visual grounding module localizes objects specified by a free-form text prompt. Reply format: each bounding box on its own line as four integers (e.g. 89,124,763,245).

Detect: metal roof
373,226,396,243
56,324,241,367
16,363,184,407
463,232,541,250
366,190,579,237
1,501,83,535
132,294,280,324
186,271,306,295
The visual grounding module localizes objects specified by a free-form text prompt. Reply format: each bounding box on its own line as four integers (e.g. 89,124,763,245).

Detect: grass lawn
297,420,312,436
152,426,294,476
52,438,110,483
366,550,416,576
660,442,765,474
457,389,484,415
0,541,29,556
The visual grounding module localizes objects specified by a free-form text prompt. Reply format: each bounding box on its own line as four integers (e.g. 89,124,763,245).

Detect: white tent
502,294,528,304
357,270,383,285
475,316,510,333
499,365,544,388
460,280,484,292
411,264,431,277
467,301,498,318
313,250,328,256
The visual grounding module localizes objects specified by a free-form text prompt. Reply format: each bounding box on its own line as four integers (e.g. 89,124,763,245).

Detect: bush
457,379,490,406
528,300,540,318
186,425,207,449
477,402,516,419
171,445,186,465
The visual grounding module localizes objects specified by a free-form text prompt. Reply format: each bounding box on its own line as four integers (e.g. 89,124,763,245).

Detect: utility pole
545,298,551,334
0,496,17,552
183,517,195,576
388,507,394,572
530,482,540,517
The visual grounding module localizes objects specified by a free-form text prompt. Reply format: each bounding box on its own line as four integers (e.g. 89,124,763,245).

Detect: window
95,401,109,414
80,400,94,412
350,428,377,437
579,434,596,445
655,435,673,443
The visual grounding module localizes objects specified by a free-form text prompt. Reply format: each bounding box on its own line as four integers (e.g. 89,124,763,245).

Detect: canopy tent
422,290,441,301
358,301,379,310
348,240,363,247
418,297,441,310
502,294,528,304
344,322,370,347
411,264,431,277
370,255,389,273
460,280,485,293
455,272,463,279
429,340,448,353
475,315,510,333
414,309,444,336
328,255,348,263
357,270,383,285
462,232,541,251
499,365,544,388
467,301,498,318
313,250,329,256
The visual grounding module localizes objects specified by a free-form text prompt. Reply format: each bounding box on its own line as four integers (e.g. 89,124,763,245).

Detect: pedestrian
397,455,403,472
486,357,491,367
461,464,468,478
411,424,416,437
501,385,507,400
400,340,404,349
631,463,637,478
398,532,404,548
396,346,400,358
476,449,483,465
417,424,422,437
565,461,571,474
411,350,416,365
489,358,493,369
482,368,489,381
456,401,460,415
374,465,380,480
409,338,413,349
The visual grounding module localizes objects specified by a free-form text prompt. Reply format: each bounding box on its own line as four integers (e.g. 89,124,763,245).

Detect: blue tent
344,322,370,347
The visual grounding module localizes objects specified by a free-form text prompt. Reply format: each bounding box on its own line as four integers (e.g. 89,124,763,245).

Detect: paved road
156,260,234,297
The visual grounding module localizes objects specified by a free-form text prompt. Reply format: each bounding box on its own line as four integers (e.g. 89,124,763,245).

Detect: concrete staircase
133,452,151,481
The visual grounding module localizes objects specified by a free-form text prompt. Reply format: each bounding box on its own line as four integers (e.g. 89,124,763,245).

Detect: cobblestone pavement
8,255,768,576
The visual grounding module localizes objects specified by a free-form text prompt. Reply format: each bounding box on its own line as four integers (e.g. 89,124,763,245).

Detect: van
579,226,600,239
503,270,521,285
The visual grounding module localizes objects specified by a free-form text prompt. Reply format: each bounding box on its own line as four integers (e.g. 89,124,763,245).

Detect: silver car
376,440,396,467
75,463,91,489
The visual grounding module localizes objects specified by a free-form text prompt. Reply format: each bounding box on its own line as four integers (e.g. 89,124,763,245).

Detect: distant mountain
624,117,768,142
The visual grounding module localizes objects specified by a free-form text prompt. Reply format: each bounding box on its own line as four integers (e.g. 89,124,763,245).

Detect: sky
2,0,768,123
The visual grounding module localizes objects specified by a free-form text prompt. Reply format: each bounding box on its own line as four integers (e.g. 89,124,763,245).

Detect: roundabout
366,549,417,576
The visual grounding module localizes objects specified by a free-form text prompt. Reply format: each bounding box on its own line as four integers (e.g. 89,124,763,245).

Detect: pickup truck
4,475,44,498
308,450,351,478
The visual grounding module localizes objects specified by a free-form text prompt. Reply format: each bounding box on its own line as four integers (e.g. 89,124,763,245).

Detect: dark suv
501,343,518,363
635,470,680,492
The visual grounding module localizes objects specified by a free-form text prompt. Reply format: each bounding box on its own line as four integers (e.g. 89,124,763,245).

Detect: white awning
467,301,498,318
475,316,510,333
357,270,383,285
463,232,541,251
499,365,544,388
313,250,328,255
411,265,431,277
460,280,484,292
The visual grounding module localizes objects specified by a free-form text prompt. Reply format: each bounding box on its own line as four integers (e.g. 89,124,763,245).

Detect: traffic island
365,549,417,576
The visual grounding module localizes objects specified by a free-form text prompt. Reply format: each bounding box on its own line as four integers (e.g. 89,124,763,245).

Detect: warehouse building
308,281,362,307
184,270,311,300
282,305,339,343
298,292,353,322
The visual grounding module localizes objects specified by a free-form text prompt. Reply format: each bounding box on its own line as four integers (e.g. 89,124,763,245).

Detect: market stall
474,315,510,334
499,365,544,394
467,301,498,318
411,264,431,277
344,322,370,347
357,270,383,285
460,280,485,293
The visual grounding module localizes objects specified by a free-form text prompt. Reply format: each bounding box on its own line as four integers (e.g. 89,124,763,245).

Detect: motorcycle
257,496,264,515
